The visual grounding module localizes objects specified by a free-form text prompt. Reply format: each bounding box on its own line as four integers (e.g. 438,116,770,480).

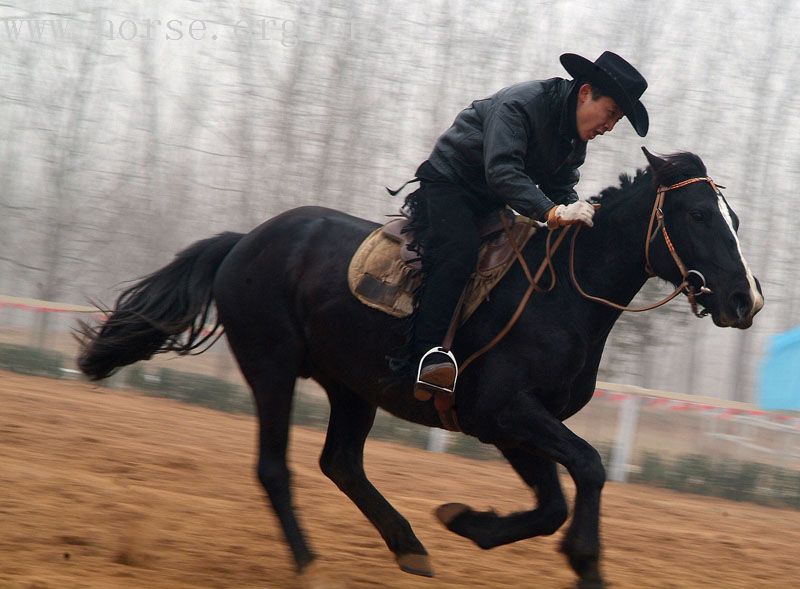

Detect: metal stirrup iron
414,347,459,401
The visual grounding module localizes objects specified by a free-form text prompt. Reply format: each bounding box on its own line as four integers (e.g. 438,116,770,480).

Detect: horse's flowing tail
77,232,245,381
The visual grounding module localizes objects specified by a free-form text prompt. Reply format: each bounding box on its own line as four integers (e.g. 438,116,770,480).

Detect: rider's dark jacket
425,77,587,220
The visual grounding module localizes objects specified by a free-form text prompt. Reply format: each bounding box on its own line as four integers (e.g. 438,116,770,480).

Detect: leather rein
571,176,718,317
460,176,718,373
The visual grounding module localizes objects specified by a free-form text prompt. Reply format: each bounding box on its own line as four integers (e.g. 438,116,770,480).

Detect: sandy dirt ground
1,371,798,589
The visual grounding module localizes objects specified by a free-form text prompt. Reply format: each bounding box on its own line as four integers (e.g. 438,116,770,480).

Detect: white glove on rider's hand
551,200,595,228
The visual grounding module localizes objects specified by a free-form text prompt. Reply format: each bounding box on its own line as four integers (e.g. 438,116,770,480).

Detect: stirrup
414,347,459,401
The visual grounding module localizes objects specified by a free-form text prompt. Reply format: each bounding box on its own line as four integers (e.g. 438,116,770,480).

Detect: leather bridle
461,176,720,372
570,176,721,317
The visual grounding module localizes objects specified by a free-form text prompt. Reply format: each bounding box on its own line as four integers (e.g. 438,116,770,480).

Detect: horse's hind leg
435,447,568,548
253,368,315,566
222,325,317,575
317,378,432,577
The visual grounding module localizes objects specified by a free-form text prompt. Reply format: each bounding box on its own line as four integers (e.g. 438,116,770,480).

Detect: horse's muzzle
712,286,763,329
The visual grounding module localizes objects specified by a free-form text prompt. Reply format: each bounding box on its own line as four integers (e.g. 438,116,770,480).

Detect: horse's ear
641,146,667,170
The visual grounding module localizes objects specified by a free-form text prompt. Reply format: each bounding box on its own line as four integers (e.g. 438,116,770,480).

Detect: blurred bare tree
0,0,796,401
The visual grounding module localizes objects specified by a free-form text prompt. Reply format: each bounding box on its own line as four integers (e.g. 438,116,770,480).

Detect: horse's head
641,148,764,328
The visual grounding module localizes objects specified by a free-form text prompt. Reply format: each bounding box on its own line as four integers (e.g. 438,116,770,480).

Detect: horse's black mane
594,151,707,203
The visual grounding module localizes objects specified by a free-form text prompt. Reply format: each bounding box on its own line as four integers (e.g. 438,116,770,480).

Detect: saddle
348,209,537,322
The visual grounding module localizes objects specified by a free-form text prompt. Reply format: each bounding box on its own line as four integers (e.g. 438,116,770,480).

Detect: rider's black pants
405,162,496,357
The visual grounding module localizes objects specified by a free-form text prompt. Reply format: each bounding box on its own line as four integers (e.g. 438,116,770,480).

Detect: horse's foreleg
435,447,568,548
492,391,606,589
318,378,432,577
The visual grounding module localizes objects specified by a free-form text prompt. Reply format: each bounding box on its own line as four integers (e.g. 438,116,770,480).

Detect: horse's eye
690,210,706,223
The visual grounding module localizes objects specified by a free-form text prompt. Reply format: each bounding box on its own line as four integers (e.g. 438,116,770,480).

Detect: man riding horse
77,49,764,585
401,51,650,399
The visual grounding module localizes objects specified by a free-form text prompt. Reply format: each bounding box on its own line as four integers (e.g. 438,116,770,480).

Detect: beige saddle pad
348,214,537,321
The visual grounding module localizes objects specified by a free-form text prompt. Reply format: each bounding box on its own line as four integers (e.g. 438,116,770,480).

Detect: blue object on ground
758,326,800,411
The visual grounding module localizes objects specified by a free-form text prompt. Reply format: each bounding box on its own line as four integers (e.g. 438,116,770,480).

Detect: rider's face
575,83,623,142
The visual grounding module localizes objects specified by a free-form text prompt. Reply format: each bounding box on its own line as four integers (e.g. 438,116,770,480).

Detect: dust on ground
1,371,798,588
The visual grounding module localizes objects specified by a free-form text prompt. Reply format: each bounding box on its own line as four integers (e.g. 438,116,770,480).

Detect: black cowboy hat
560,51,649,137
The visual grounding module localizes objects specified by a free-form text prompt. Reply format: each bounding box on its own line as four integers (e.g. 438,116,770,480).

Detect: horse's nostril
729,291,752,320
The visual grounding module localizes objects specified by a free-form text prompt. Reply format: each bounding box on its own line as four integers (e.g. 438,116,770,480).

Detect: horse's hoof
576,578,604,589
434,502,470,527
299,561,347,589
396,553,434,577
576,570,605,589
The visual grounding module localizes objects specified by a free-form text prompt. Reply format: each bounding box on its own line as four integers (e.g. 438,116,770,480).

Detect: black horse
77,149,763,588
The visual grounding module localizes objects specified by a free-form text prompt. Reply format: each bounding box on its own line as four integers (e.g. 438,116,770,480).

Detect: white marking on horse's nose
717,196,763,317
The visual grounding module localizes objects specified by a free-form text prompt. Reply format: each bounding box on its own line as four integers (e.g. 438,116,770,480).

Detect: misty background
0,0,798,403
